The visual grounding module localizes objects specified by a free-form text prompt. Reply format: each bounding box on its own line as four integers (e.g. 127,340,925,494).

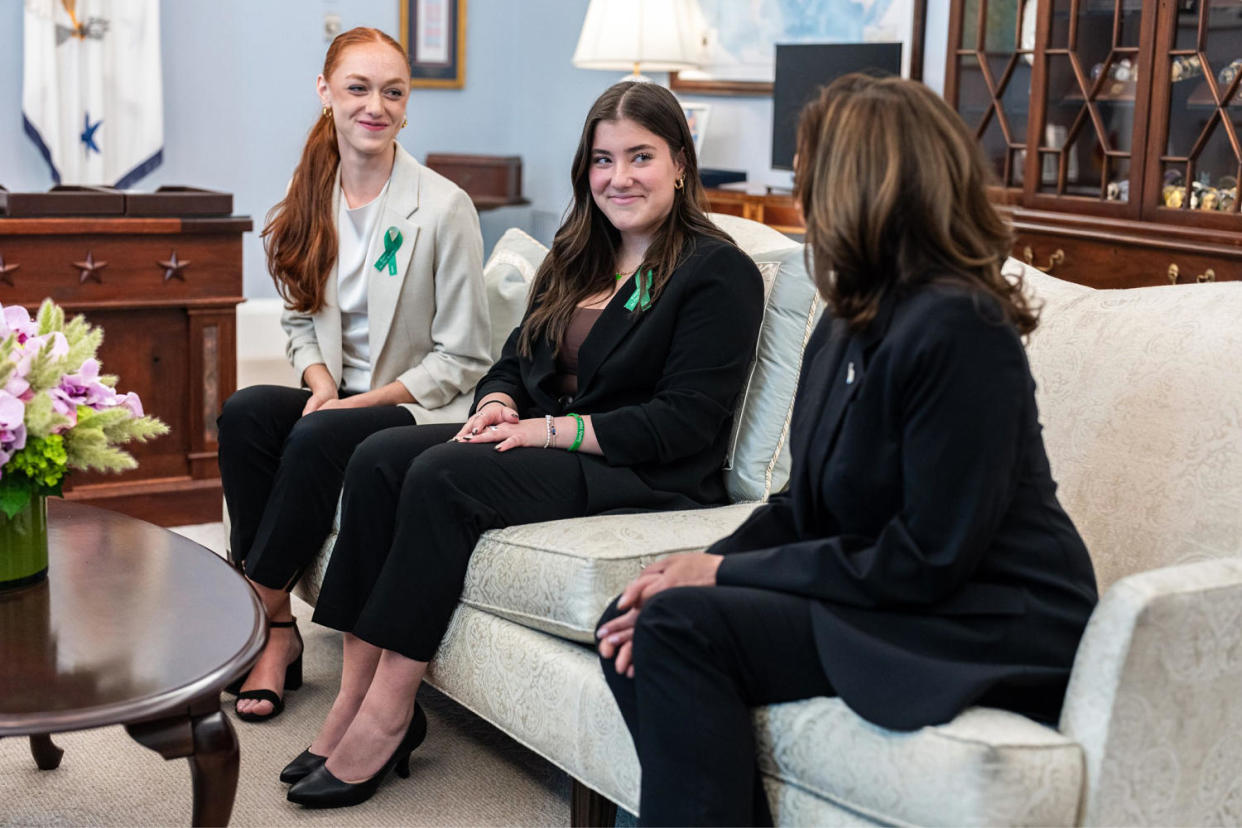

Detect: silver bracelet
543,414,556,449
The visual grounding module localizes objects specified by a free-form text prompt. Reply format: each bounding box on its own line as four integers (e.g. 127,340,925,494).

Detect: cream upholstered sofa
285,216,1242,826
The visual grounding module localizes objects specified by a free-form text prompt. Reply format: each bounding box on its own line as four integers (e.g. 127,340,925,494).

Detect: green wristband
567,412,585,452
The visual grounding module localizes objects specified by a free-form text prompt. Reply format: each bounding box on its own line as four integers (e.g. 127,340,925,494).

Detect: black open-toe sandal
235,618,303,723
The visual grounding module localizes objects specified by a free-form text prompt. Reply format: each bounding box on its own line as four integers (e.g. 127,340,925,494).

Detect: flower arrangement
0,299,169,518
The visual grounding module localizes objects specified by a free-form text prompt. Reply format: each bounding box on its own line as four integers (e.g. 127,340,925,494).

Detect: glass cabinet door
1032,0,1149,207
948,0,1039,193
1150,0,1242,225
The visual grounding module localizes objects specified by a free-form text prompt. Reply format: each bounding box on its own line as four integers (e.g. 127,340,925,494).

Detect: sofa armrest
1058,556,1242,826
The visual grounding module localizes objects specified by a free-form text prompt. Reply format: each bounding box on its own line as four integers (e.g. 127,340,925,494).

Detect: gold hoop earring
674,175,685,190
322,105,331,118
402,117,408,129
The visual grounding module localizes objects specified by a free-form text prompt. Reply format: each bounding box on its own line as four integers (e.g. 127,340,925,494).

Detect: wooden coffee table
0,500,265,826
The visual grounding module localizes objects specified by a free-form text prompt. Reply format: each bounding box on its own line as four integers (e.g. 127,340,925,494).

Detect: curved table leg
187,712,239,827
30,734,65,770
126,701,239,827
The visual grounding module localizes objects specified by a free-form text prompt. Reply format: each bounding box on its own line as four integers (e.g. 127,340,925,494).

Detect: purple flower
47,357,148,431
0,306,38,344
0,390,27,471
52,358,114,411
4,331,70,402
116,392,144,418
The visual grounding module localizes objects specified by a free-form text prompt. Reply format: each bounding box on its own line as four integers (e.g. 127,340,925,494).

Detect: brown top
554,306,605,400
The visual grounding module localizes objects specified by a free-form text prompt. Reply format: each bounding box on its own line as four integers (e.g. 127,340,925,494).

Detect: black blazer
711,283,1098,731
473,235,764,509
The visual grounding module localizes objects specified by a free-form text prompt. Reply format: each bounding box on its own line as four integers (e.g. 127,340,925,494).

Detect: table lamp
572,0,705,82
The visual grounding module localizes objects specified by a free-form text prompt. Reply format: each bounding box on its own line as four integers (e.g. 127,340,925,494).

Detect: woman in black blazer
282,81,764,808
596,74,1099,826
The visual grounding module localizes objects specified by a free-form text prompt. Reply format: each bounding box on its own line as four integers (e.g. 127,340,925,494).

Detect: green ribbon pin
373,227,404,275
624,269,652,312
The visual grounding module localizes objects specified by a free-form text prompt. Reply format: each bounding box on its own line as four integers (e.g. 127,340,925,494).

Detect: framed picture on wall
671,0,926,95
400,0,467,89
680,103,711,158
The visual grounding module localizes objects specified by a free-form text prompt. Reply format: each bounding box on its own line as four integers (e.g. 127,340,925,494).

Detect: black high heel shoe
279,748,327,785
286,702,428,808
235,619,303,723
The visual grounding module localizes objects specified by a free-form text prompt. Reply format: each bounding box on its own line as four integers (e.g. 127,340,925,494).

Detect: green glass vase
0,495,49,592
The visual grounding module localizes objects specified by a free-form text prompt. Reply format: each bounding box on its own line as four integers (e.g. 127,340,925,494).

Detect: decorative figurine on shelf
1216,177,1238,212
1090,58,1136,97
1189,180,1207,211
1163,169,1186,209
1171,54,1204,84
1219,59,1242,90
1105,180,1130,202
1198,186,1219,212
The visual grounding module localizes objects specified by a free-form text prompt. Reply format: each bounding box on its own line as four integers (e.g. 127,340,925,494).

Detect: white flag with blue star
22,0,163,187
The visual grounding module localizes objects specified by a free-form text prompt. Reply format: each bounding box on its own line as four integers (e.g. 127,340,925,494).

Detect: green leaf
0,483,31,519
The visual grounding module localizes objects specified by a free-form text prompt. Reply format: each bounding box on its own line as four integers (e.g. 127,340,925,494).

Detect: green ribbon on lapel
373,227,404,275
624,269,652,312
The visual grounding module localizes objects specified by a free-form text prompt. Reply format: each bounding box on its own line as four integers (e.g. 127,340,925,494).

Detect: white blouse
335,179,391,394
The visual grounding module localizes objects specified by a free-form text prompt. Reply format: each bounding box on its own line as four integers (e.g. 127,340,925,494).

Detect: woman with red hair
217,27,491,723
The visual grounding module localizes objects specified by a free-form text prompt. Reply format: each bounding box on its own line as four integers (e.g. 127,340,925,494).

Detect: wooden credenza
0,215,251,526
705,185,804,236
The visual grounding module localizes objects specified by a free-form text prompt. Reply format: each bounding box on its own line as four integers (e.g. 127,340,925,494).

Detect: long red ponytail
261,27,408,314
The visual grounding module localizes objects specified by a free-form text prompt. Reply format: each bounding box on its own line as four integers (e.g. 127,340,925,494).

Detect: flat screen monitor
771,42,903,171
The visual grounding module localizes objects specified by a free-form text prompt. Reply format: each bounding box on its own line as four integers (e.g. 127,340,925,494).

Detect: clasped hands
596,552,723,678
451,404,543,452
304,391,373,415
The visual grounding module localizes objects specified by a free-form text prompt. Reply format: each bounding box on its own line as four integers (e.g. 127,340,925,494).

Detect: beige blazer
281,143,491,423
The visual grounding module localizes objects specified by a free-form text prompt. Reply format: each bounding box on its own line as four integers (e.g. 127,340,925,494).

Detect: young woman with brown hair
279,80,765,808
216,27,491,723
595,74,1099,825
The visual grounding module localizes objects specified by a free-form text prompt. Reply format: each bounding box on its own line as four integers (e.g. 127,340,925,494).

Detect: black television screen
771,42,903,171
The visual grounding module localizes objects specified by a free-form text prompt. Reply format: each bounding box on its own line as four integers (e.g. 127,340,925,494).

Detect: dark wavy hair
795,73,1037,335
517,81,733,357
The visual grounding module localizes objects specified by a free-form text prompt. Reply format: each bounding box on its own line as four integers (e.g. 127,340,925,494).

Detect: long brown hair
261,27,408,314
518,81,732,356
795,73,1036,335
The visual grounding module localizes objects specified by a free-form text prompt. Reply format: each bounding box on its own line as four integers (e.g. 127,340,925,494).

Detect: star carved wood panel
0,215,251,525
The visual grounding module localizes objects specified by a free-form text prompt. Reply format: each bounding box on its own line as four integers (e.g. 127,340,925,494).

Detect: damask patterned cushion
1020,265,1242,591
755,699,1082,826
428,603,1085,826
482,227,545,361
296,504,763,638
459,503,762,641
708,213,824,502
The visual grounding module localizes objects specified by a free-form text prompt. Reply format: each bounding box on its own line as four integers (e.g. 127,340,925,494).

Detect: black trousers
312,424,695,662
598,586,835,827
216,385,414,589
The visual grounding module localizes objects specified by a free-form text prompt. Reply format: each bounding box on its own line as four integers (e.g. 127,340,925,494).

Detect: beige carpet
0,523,587,826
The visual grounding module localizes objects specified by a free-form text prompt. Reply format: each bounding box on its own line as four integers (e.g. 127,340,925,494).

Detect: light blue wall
0,0,947,300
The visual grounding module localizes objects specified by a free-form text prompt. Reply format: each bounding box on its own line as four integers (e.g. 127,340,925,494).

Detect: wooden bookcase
0,215,250,525
946,0,1242,287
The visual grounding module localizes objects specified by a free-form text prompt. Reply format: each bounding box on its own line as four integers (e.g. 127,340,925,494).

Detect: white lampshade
572,0,704,79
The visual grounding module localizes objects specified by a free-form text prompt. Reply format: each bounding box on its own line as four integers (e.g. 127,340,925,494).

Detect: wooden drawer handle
1023,246,1065,274
1168,264,1179,284
1197,268,1216,283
